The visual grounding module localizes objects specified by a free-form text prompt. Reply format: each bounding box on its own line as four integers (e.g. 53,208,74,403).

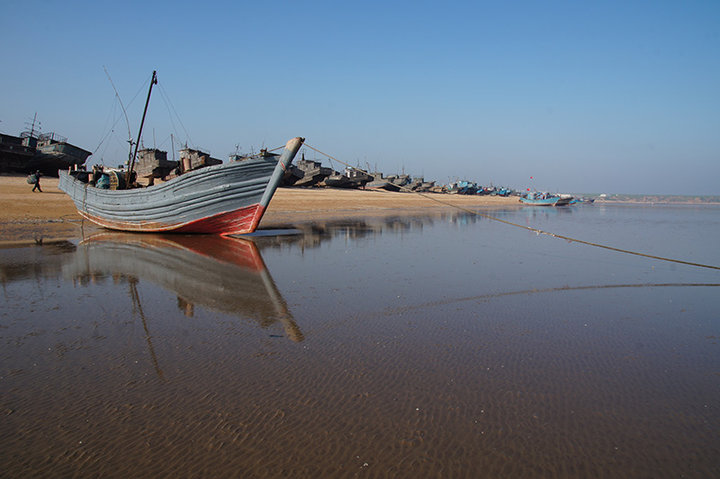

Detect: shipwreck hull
59,137,303,235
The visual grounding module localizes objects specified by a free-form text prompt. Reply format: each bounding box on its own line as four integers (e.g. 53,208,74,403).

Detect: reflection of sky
260,204,720,317
2,204,720,477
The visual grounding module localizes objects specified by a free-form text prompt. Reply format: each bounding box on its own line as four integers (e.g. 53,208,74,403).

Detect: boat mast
128,70,158,182
29,112,39,137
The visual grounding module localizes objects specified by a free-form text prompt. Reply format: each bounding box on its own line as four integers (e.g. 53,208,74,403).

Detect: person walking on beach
32,170,42,192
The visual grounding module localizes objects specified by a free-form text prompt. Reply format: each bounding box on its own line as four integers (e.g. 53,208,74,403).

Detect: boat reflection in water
65,233,303,342
255,209,520,252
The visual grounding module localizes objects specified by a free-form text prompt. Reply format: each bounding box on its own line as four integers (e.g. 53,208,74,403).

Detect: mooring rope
303,143,720,271
386,282,720,316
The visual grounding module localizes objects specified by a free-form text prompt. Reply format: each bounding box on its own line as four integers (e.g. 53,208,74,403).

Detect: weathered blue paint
519,191,574,206
59,137,304,235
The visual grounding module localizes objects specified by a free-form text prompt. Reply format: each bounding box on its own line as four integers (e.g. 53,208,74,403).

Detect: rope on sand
302,143,720,271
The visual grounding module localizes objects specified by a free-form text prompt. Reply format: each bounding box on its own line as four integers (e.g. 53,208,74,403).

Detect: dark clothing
32,171,42,192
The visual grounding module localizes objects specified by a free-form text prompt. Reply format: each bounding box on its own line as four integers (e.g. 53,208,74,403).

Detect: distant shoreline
1,173,718,245
593,196,720,205
0,175,517,244
3,172,715,204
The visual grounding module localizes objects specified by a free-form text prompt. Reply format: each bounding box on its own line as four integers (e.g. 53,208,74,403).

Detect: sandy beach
0,175,519,243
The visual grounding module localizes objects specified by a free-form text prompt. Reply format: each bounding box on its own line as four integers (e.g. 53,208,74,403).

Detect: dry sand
0,174,519,244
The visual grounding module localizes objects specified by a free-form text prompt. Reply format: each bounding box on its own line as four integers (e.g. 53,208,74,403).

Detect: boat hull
519,196,573,206
1,133,92,176
59,137,304,235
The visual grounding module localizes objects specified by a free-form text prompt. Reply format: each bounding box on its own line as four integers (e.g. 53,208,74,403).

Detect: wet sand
0,175,518,243
2,181,719,477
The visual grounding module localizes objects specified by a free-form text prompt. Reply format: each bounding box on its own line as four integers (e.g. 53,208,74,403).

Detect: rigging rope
94,70,159,163
302,143,720,271
157,82,193,148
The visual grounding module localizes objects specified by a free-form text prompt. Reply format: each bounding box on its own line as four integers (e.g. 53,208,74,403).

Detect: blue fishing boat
447,180,477,195
519,191,573,206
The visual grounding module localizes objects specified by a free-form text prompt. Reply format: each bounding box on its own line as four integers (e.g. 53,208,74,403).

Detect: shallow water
2,204,719,478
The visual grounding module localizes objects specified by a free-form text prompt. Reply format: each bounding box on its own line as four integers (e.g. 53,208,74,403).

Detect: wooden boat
59,136,303,235
519,191,573,206
58,70,304,235
365,172,400,191
343,167,372,188
447,180,478,195
320,167,371,189
322,171,353,188
289,155,332,187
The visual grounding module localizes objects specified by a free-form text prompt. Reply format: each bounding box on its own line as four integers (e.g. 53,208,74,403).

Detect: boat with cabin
0,116,92,176
519,191,574,206
287,155,332,187
58,71,304,235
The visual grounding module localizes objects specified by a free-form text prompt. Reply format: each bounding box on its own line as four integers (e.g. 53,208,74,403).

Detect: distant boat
493,186,513,197
386,174,412,189
288,155,332,187
365,172,400,191
321,167,371,189
404,176,434,192
343,166,372,188
447,180,478,195
519,191,573,206
570,197,595,204
0,118,92,176
322,171,353,188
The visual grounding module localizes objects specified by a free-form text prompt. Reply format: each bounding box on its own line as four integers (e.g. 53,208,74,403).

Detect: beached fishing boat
343,167,372,188
365,172,400,191
287,155,332,187
569,196,595,204
447,180,478,195
322,171,353,188
0,124,92,176
58,70,304,235
321,167,371,188
519,191,573,206
59,136,304,235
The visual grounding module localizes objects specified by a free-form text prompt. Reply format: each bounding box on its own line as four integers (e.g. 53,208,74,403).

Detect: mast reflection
65,233,303,342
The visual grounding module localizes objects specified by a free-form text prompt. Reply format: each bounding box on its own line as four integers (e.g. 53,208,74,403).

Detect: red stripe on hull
81,204,267,235
175,204,266,235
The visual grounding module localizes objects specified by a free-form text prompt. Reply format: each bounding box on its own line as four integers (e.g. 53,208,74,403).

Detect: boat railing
38,132,68,143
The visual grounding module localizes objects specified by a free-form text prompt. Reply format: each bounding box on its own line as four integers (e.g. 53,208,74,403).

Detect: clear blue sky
2,0,719,195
